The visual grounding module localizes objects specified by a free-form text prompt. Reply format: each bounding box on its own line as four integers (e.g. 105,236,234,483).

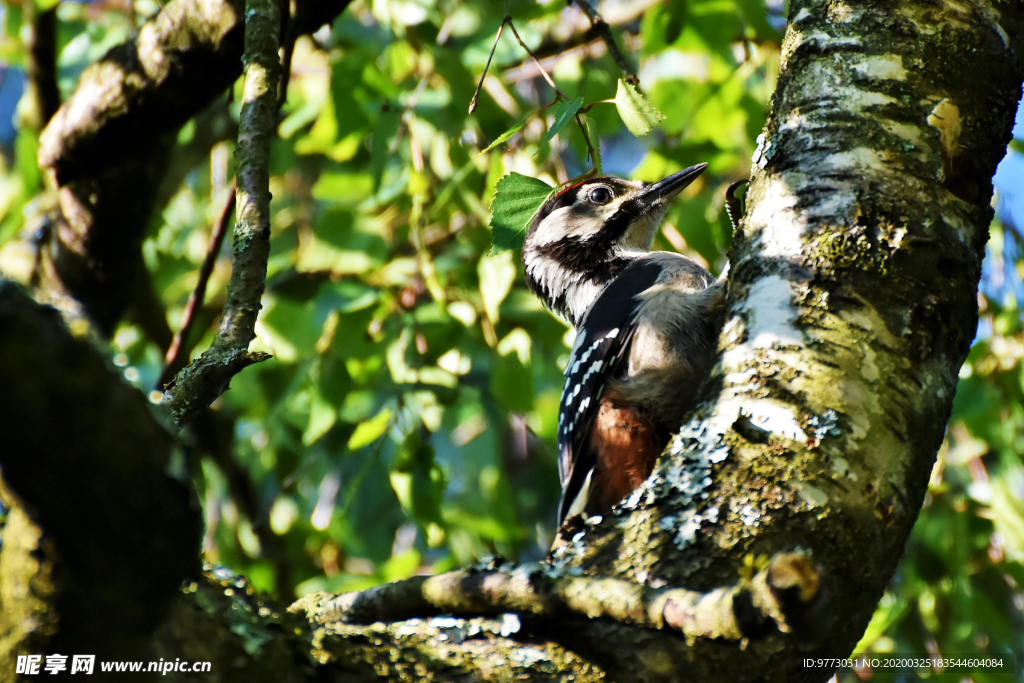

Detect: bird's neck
523,247,643,327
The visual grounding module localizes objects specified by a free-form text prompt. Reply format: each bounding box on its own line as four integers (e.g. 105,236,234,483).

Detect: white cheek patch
529,201,629,247
528,206,574,247
529,204,612,246
564,205,618,240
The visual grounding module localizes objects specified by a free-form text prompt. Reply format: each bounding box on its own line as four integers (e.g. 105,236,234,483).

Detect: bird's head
521,163,707,324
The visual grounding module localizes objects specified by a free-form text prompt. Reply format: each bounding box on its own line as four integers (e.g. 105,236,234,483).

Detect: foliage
488,172,552,252
614,79,667,137
0,0,1021,679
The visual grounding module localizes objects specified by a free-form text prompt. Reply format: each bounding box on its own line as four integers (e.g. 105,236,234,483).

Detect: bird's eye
588,186,613,205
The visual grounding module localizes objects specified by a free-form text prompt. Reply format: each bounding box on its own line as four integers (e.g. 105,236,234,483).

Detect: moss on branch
161,0,282,428
291,552,821,645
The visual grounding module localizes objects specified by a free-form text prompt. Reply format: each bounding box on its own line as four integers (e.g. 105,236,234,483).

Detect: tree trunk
2,1,1022,681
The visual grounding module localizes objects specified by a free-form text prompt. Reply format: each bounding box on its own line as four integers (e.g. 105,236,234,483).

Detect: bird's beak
640,163,708,209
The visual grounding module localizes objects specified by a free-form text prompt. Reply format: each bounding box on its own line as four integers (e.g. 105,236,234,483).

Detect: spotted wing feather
556,258,663,525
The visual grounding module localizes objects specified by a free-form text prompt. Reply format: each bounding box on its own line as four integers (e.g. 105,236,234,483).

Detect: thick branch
515,0,1024,679
0,282,202,661
38,0,349,184
161,0,282,427
293,553,820,644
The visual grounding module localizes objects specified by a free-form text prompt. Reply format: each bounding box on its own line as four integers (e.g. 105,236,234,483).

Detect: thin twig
573,0,638,84
503,38,606,85
574,112,599,171
474,11,601,173
505,20,568,101
158,182,237,389
277,0,300,112
505,17,600,169
469,18,507,114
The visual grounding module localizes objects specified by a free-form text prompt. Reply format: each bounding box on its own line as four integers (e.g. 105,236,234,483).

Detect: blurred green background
0,1,1021,680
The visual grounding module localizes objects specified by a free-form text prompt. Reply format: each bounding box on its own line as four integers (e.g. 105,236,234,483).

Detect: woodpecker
522,164,725,526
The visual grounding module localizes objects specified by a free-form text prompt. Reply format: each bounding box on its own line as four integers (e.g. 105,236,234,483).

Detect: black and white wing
556,258,663,525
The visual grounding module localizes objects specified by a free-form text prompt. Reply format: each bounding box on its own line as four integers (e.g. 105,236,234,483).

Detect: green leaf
614,79,667,137
478,250,516,323
348,408,393,450
303,392,337,446
490,329,534,412
488,173,554,252
542,97,584,144
15,129,39,194
481,119,527,153
586,116,603,174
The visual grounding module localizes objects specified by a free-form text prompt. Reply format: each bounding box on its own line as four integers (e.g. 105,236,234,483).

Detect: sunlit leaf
614,78,667,137
586,116,603,174
15,129,39,193
542,97,583,144
490,329,533,412
348,408,393,450
303,392,337,445
478,250,516,323
488,173,553,252
481,119,527,153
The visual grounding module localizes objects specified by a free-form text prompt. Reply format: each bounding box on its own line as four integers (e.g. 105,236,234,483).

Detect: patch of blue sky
983,96,1024,317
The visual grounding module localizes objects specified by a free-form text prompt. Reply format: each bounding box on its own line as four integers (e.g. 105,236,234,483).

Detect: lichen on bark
473,0,1024,677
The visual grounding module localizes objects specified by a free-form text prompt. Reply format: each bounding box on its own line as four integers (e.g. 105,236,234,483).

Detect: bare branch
0,282,202,659
292,552,820,642
492,17,600,171
469,19,507,115
505,20,569,101
161,0,284,427
36,0,353,332
158,182,236,389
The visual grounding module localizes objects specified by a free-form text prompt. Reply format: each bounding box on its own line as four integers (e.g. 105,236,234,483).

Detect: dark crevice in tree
22,2,60,130
0,282,202,661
